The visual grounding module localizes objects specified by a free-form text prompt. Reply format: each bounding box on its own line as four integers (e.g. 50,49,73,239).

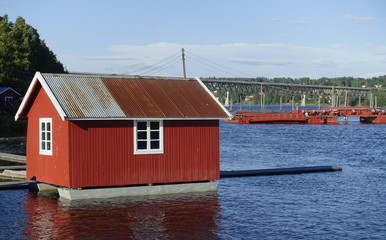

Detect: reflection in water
24,191,221,239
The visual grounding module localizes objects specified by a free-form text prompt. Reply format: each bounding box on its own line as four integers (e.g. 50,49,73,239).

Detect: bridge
201,78,382,107
201,78,372,92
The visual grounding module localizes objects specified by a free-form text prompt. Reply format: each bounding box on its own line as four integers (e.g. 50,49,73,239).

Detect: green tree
0,15,65,93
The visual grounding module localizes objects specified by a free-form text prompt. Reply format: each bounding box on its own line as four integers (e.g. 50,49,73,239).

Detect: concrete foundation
28,182,58,192
58,181,218,200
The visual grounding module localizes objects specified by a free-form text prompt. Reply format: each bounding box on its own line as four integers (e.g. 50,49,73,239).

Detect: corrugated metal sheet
42,74,126,118
172,80,227,118
39,73,229,119
102,77,229,118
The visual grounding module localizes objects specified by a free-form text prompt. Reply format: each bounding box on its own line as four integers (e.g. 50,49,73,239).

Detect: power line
125,51,181,75
186,58,241,78
137,57,180,76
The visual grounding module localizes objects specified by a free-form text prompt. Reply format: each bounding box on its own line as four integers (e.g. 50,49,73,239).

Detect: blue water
1,105,385,239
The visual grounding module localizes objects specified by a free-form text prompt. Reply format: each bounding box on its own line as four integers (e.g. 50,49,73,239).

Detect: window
39,118,52,155
5,96,13,103
134,120,163,154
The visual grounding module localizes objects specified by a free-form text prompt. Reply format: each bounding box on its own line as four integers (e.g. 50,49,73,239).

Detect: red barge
225,107,386,124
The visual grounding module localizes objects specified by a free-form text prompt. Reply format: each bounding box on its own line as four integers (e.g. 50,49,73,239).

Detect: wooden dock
0,152,27,186
0,152,26,164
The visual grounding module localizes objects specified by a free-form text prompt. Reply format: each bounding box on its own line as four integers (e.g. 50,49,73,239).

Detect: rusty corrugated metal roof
42,74,126,118
22,73,230,119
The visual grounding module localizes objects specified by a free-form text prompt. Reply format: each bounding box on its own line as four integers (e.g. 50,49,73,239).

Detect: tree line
0,15,66,95
0,15,67,136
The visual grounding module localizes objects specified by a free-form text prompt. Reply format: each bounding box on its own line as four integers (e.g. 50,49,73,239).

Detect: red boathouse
15,72,231,193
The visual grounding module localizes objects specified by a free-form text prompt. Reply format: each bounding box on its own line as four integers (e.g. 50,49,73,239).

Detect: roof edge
48,72,196,81
15,72,67,121
0,87,22,96
195,77,232,118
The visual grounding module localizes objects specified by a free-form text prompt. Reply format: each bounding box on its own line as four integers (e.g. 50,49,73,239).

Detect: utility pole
181,48,186,78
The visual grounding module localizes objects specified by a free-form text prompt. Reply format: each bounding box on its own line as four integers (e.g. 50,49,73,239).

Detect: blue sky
1,0,386,78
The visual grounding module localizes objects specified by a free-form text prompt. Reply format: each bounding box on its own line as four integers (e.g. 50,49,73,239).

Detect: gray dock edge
220,166,342,178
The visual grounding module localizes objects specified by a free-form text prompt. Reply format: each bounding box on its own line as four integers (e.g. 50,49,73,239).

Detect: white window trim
134,120,164,155
39,118,52,156
5,96,13,102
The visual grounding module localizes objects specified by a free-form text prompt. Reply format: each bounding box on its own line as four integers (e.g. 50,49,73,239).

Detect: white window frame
5,96,13,102
134,120,164,155
39,118,52,156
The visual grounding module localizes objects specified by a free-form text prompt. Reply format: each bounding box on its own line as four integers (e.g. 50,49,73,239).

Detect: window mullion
147,121,151,150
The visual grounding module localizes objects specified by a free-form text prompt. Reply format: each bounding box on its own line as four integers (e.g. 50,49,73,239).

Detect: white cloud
344,15,382,23
310,59,338,68
59,42,386,79
228,58,300,67
329,44,345,48
270,18,309,25
81,56,142,61
372,46,386,56
0,3,15,9
360,72,386,78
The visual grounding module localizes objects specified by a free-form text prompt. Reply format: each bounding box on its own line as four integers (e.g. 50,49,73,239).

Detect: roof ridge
42,72,196,81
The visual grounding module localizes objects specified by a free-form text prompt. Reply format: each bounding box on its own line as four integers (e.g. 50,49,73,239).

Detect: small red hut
0,87,22,105
15,72,230,199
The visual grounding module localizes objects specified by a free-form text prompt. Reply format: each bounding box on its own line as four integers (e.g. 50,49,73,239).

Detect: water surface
0,105,385,239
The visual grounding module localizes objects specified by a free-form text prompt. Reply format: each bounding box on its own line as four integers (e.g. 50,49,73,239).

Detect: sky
1,0,386,79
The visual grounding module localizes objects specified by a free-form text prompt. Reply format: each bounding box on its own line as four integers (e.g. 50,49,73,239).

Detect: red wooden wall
26,85,70,186
68,120,220,188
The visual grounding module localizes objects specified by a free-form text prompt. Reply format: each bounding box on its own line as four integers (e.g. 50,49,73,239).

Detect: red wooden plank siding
68,120,219,188
26,84,70,186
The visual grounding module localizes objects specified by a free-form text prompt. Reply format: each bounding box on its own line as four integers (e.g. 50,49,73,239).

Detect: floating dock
225,107,386,124
220,166,342,178
0,181,32,190
0,152,26,164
